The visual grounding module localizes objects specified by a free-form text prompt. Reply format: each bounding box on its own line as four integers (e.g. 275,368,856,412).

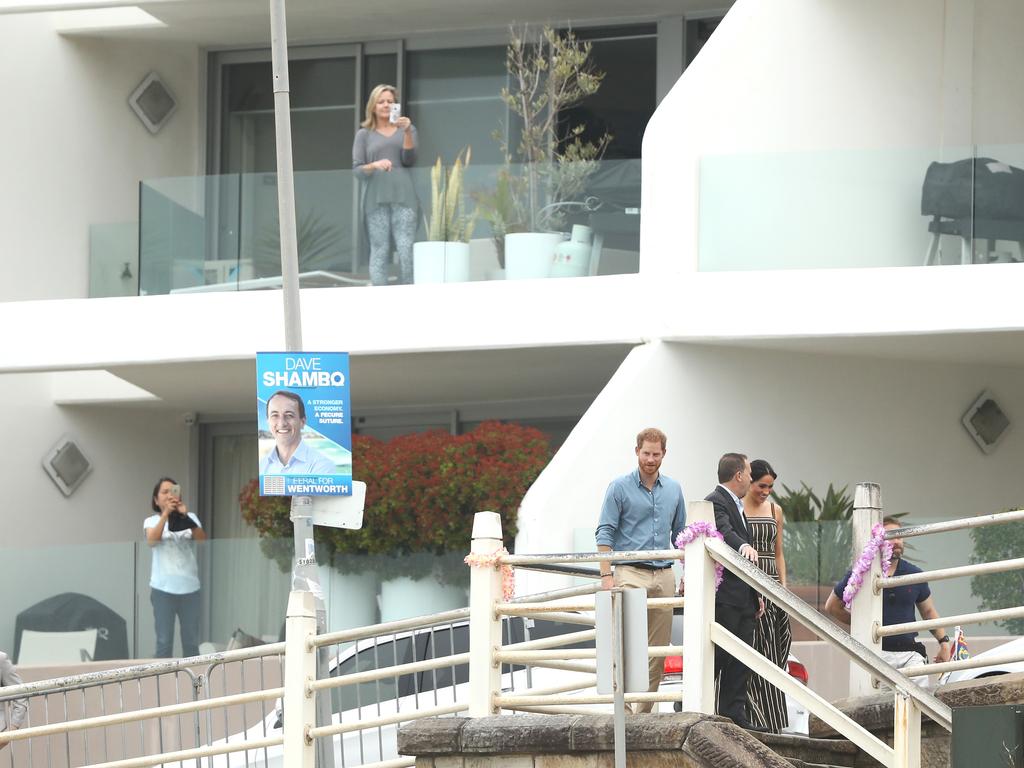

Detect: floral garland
674,521,725,590
842,523,894,609
464,547,515,601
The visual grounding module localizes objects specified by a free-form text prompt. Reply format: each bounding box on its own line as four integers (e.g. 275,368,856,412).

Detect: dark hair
883,516,903,527
635,427,667,451
749,459,777,482
151,476,178,512
266,390,306,420
717,453,748,483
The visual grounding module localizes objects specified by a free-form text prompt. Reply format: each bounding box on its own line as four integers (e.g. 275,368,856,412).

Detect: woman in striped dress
743,459,792,733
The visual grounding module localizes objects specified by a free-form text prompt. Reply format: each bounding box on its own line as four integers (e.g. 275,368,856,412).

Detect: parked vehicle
941,636,1024,685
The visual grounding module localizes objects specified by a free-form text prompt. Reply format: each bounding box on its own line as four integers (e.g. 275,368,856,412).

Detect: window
405,46,507,168
568,25,658,160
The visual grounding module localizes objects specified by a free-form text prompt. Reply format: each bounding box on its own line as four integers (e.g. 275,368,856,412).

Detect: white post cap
471,511,503,540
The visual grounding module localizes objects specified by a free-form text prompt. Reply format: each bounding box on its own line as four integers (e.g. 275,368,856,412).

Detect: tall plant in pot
495,25,611,279
413,147,477,284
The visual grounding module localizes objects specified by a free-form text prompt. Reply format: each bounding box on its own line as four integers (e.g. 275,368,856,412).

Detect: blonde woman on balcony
353,84,419,285
742,459,792,733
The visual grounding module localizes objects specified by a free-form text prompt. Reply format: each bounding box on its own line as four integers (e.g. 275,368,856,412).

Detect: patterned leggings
366,204,417,285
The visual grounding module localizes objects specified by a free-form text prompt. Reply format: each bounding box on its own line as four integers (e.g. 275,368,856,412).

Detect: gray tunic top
352,126,419,215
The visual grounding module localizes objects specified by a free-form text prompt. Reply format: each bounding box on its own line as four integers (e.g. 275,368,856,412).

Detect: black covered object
14,593,129,662
921,157,1024,221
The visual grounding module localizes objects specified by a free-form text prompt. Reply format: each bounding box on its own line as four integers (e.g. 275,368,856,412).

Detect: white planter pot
321,566,379,632
378,576,468,623
413,241,470,284
504,232,564,280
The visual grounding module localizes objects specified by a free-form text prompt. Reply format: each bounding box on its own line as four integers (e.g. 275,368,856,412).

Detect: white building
0,0,1020,671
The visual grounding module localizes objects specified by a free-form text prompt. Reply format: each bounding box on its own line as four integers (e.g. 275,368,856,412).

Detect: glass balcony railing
137,159,642,295
698,144,1024,271
0,539,470,665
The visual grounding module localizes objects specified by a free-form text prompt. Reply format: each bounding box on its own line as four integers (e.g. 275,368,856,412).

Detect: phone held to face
169,484,181,498
389,103,401,124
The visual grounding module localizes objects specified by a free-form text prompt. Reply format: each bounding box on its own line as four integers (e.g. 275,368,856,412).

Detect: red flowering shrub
240,422,551,568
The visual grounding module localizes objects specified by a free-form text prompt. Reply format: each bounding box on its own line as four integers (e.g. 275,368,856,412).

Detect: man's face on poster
267,393,305,452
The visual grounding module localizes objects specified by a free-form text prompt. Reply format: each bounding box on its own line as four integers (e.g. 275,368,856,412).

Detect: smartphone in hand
389,103,401,124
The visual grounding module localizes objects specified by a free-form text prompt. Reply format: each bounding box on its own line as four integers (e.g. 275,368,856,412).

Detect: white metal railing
0,643,286,768
0,607,505,768
465,497,979,768
849,491,1024,688
4,490,1021,768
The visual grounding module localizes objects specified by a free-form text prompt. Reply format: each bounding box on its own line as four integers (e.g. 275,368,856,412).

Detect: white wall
6,373,187,548
642,0,1024,274
516,340,1024,601
0,14,199,301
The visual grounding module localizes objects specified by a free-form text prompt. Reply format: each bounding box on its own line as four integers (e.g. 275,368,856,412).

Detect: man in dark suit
705,452,763,730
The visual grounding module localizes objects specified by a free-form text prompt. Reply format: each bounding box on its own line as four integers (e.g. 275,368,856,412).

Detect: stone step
786,761,848,768
747,732,859,767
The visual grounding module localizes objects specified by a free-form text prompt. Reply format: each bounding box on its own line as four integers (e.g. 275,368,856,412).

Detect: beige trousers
614,564,676,713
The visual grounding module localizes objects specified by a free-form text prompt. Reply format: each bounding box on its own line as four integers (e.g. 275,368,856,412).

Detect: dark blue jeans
150,588,200,658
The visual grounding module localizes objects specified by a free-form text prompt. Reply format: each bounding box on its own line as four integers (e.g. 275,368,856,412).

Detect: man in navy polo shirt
825,518,952,669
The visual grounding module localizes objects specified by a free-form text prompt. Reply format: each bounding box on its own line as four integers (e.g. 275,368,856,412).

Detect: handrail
313,607,471,648
703,537,952,730
0,687,283,742
879,556,1024,588
502,549,682,566
886,508,1024,539
508,582,599,604
877,605,1024,637
0,642,285,700
902,649,1024,677
510,562,603,579
709,620,895,767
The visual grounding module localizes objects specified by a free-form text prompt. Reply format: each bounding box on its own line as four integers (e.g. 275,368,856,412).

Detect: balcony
697,145,1024,271
89,160,643,298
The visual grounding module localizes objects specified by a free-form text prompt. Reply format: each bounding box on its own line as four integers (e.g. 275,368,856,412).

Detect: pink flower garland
842,523,893,609
464,547,515,601
674,521,725,590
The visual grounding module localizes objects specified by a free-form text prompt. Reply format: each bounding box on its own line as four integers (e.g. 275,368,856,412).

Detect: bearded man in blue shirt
596,427,687,713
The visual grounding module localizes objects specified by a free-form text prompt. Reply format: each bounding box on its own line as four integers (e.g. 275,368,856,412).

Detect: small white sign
311,481,367,530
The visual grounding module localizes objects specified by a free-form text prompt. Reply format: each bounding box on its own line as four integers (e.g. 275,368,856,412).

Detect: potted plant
413,147,477,284
472,166,527,272
495,25,611,280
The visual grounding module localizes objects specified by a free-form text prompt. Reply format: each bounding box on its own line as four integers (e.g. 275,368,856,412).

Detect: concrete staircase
751,732,861,767
400,713,863,767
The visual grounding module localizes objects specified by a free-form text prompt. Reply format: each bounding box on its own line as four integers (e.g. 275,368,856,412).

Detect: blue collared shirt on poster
259,439,337,476
595,468,687,567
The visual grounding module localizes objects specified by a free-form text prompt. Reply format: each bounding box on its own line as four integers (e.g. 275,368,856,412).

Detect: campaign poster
257,352,352,496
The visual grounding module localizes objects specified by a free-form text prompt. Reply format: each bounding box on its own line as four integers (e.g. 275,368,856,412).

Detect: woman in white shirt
143,477,206,657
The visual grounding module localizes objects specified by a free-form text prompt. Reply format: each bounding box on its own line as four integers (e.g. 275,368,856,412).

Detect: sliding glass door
208,45,399,277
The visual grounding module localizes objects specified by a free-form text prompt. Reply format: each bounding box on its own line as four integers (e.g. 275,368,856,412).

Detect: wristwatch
938,635,950,644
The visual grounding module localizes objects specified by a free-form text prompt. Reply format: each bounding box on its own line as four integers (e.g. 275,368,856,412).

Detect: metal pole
269,3,333,765
610,589,626,768
269,0,302,353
